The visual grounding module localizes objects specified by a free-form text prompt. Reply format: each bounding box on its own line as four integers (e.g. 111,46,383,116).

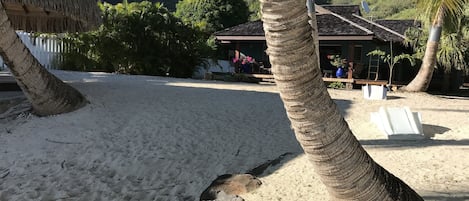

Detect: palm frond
416,0,468,28
438,33,467,72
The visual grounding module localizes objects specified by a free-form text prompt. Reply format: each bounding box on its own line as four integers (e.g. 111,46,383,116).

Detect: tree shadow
418,108,469,113
422,191,469,201
429,88,469,99
386,95,404,100
423,195,469,201
360,139,469,149
334,99,352,116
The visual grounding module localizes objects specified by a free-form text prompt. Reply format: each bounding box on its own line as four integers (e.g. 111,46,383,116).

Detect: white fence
0,31,64,70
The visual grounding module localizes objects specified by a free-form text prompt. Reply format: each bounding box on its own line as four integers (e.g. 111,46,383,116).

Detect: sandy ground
244,90,469,201
1,70,468,201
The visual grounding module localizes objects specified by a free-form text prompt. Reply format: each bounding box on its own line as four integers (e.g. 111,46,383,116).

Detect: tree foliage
405,4,469,75
367,49,415,85
174,0,250,33
403,3,469,91
405,1,469,69
61,1,205,78
244,0,417,21
327,0,416,20
244,0,261,20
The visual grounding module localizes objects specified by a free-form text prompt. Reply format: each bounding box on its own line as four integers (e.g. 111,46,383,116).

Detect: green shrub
328,81,345,89
60,1,209,78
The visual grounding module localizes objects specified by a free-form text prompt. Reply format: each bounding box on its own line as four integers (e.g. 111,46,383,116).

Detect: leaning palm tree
260,0,424,200
0,0,101,116
402,0,468,92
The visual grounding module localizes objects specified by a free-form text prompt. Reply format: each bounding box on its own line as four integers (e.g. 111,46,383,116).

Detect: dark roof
215,14,371,37
215,5,417,42
215,20,264,36
317,5,412,41
346,15,403,42
375,20,420,35
320,5,361,16
316,14,370,36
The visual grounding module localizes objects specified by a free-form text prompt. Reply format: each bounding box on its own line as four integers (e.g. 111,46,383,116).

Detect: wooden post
346,43,355,90
235,42,240,60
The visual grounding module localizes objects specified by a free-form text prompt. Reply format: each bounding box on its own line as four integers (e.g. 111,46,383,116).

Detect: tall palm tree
403,0,467,92
0,0,101,116
260,0,424,199
438,4,469,91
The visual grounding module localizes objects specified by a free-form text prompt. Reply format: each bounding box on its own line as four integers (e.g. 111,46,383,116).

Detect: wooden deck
354,79,388,86
213,73,467,90
0,72,20,91
244,74,388,88
322,77,354,83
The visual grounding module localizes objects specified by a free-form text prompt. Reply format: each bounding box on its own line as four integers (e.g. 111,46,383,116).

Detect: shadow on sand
422,191,469,201
386,95,405,100
423,195,469,201
360,139,469,149
429,88,469,99
423,124,451,138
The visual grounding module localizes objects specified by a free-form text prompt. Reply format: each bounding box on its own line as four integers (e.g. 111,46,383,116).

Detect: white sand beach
1,70,468,201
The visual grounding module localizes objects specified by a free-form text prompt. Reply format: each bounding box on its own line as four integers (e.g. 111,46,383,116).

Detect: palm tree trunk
260,0,423,200
402,8,444,92
389,66,394,85
0,5,86,116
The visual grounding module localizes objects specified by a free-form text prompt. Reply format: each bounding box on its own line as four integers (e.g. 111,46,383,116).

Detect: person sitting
241,59,251,73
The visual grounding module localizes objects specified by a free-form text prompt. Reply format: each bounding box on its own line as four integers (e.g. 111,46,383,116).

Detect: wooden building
214,5,419,84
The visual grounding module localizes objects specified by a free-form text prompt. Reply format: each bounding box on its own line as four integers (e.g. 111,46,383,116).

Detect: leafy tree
260,0,423,200
62,1,205,78
175,0,250,33
245,0,261,20
330,0,416,20
367,49,415,86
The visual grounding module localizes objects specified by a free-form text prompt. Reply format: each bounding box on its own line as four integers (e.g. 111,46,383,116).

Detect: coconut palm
0,0,101,116
404,3,469,91
438,4,469,90
402,0,468,92
260,0,423,199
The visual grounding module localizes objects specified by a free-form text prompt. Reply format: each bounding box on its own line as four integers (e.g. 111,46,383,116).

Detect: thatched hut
1,0,101,32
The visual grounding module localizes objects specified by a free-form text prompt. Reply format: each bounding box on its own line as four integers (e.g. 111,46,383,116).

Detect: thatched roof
1,0,101,32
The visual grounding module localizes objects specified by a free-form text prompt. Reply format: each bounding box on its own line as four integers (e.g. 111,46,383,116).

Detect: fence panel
0,31,64,70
